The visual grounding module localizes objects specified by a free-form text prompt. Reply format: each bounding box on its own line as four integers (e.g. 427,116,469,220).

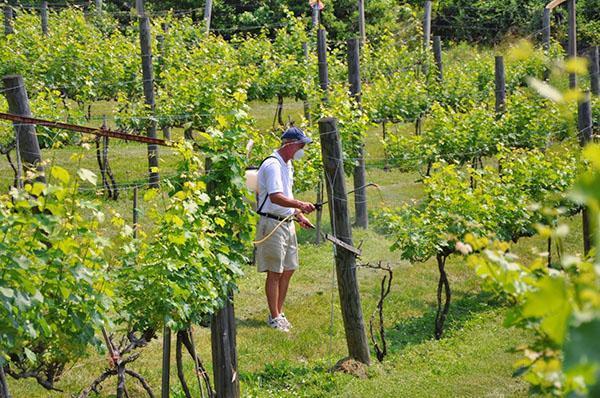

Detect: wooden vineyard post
156,25,171,141
204,0,213,34
311,3,319,29
590,46,599,96
2,75,45,185
0,365,10,398
133,187,139,238
543,8,551,50
206,160,239,398
136,0,145,16
4,3,13,35
319,117,371,365
139,14,160,188
96,0,102,15
433,35,443,82
41,1,48,36
314,28,329,244
317,29,329,100
302,42,311,121
567,0,577,89
348,38,368,229
358,0,366,45
422,0,432,74
211,292,239,398
578,91,593,255
495,56,506,114
423,1,432,48
161,327,171,398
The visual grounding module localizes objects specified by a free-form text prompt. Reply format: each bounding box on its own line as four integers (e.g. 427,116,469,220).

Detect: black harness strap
256,156,278,214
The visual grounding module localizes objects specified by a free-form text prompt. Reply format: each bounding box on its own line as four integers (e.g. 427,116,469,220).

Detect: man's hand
269,193,315,214
296,213,315,229
297,201,316,214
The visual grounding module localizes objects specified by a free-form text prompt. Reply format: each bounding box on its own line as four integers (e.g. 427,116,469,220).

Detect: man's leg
277,270,295,315
266,271,282,319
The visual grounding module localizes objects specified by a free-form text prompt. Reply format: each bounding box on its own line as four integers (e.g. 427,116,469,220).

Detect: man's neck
277,148,292,163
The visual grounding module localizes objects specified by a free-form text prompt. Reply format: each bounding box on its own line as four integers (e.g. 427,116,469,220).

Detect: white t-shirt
257,151,295,217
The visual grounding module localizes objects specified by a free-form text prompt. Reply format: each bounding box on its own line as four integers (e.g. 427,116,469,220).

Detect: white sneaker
267,315,289,332
280,313,293,329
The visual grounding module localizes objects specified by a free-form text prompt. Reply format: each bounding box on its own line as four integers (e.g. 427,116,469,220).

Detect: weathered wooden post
567,0,577,89
433,35,443,82
41,1,48,36
4,3,13,35
302,42,311,121
423,1,432,48
161,328,171,398
204,0,212,34
0,366,11,398
317,29,329,98
139,14,160,188
358,0,366,45
211,293,239,398
319,117,371,365
590,46,599,96
135,0,144,16
348,38,368,228
578,91,593,255
133,187,139,238
311,3,319,29
3,75,45,185
156,31,171,141
315,28,329,244
542,8,551,50
96,0,102,15
495,56,506,114
206,159,239,398
422,0,432,75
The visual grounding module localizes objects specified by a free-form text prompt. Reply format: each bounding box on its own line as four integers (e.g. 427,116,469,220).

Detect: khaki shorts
255,216,299,273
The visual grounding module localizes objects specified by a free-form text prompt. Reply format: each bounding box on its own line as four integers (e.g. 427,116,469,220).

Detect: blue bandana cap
281,126,313,144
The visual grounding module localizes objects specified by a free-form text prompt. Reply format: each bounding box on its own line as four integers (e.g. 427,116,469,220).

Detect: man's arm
269,192,315,214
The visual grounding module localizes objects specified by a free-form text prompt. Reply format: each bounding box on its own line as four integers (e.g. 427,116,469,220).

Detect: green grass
4,99,585,397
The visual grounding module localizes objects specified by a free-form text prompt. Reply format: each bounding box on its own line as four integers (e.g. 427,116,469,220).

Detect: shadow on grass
236,317,267,329
386,290,505,352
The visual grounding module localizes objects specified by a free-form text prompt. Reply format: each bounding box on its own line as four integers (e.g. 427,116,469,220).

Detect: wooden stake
567,0,577,89
317,29,329,100
495,56,506,114
319,117,370,365
161,327,171,398
578,91,593,255
422,1,432,75
96,0,102,15
423,1,432,48
41,1,48,36
302,42,311,121
433,35,443,82
590,46,599,96
543,8,551,50
211,293,239,398
135,0,145,16
133,187,139,239
348,38,368,228
204,0,212,34
2,75,45,185
139,15,160,188
311,4,319,29
4,4,13,35
358,0,366,45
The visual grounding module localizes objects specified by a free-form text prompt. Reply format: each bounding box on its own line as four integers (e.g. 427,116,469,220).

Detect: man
255,126,316,332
